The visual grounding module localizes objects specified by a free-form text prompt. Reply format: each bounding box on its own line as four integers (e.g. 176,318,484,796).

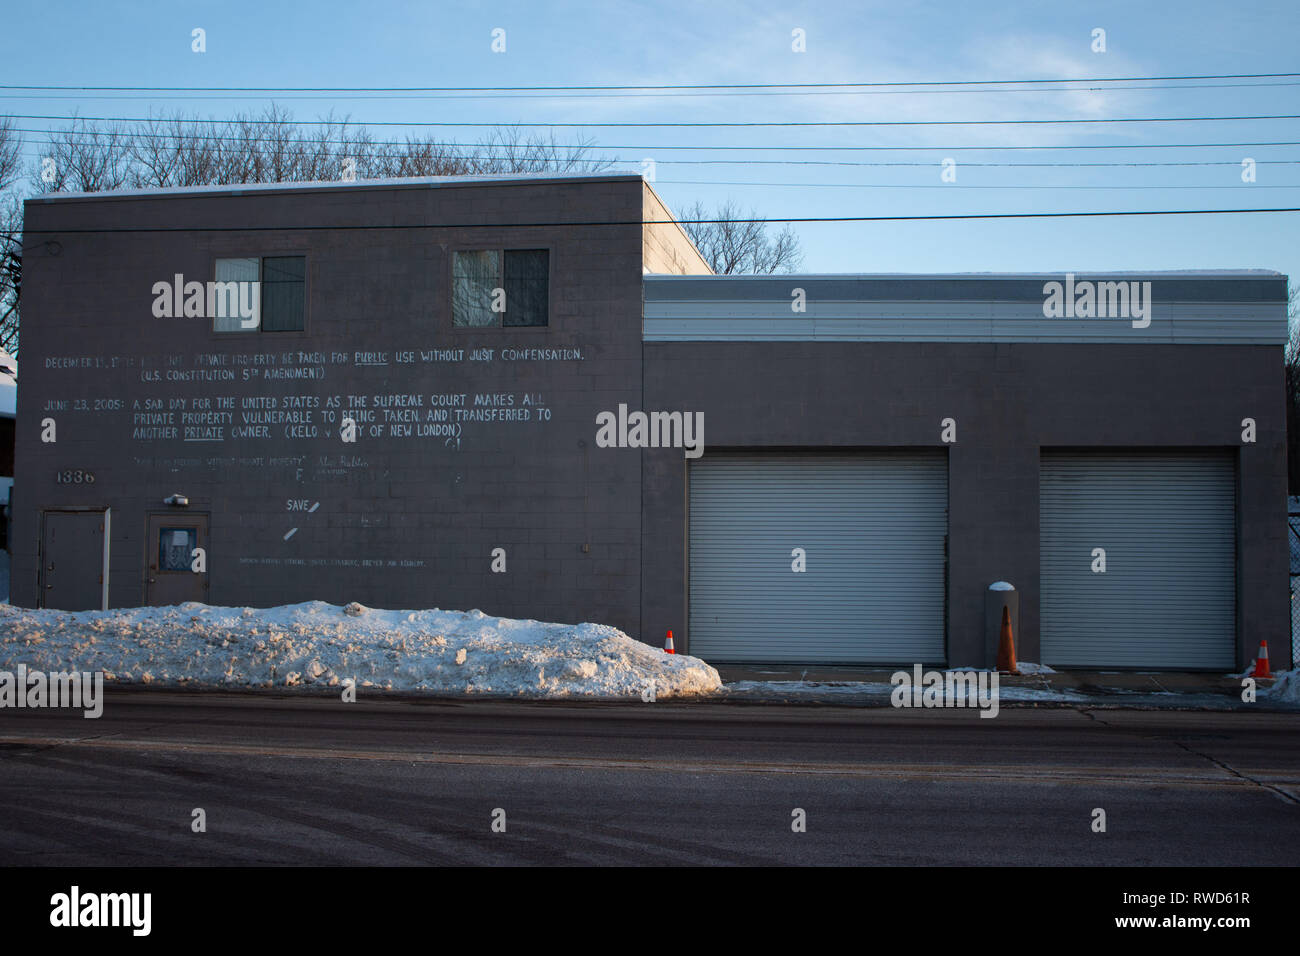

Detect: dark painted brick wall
13,177,1288,671
14,177,648,635
642,341,1288,669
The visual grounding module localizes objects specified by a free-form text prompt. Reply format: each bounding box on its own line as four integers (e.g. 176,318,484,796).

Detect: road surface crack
0,722,169,762
1079,709,1297,805
1168,740,1299,806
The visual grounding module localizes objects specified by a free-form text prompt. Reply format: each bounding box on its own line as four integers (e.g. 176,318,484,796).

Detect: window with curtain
452,249,548,327
212,257,259,332
212,255,306,332
452,250,500,328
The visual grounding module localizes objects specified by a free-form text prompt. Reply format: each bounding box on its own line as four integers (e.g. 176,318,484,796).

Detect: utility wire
20,206,1300,246
8,122,1297,153
12,139,1299,169
4,72,1298,91
6,112,1300,128
661,180,1300,190
5,81,1300,101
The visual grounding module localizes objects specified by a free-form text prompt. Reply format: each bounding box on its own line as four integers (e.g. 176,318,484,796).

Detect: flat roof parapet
643,272,1287,345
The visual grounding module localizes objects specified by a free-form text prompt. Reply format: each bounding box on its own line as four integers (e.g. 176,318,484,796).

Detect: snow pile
0,601,722,699
1014,661,1057,675
1261,669,1300,703
0,346,14,417
1229,662,1276,680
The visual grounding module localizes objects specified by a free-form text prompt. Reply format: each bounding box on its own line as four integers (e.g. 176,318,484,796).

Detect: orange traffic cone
996,606,1019,675
664,629,675,654
1252,640,1271,679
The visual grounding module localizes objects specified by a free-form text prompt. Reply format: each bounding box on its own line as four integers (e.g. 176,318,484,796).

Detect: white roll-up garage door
688,453,948,664
1040,451,1236,669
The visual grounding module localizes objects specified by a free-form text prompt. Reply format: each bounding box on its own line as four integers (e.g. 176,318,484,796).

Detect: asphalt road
1,692,1297,865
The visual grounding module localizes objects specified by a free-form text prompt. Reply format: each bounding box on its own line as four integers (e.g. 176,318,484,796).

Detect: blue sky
3,0,1298,285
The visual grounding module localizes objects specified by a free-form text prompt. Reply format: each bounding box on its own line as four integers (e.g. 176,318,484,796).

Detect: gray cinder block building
12,174,1289,671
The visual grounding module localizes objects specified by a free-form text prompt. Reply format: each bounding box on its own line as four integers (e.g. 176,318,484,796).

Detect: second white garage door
688,453,948,664
1040,451,1236,669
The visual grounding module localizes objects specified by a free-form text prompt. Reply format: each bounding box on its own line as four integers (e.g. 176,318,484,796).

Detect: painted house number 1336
55,469,96,484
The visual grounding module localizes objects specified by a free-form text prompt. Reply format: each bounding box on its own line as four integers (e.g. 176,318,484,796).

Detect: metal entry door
145,513,209,606
40,509,109,610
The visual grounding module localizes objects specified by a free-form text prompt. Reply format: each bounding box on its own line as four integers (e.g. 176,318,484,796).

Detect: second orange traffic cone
664,630,675,654
996,606,1020,675
1252,640,1271,679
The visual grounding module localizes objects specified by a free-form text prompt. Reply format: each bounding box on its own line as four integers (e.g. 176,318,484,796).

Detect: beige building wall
642,182,712,276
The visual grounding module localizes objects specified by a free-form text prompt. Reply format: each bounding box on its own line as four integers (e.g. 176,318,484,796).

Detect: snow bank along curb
1262,669,1300,704
0,601,722,699
720,663,1300,710
723,673,1089,706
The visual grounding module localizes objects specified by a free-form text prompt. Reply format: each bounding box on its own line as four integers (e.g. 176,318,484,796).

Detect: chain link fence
1290,504,1300,669
1292,576,1300,669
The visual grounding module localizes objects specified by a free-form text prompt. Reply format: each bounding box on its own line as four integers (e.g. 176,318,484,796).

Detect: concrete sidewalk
714,664,1298,710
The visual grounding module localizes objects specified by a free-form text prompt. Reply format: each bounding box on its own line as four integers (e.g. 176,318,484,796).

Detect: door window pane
159,527,196,572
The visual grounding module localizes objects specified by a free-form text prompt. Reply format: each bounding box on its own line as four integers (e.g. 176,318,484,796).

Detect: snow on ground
1262,669,1300,703
0,601,722,699
942,662,1057,675
1228,662,1285,681
723,675,1088,703
725,680,894,698
1013,661,1057,675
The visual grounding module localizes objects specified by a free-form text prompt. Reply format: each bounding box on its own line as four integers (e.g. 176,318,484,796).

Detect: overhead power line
13,134,1300,169
4,72,1298,92
4,81,1300,102
13,143,1300,171
20,206,1300,246
7,121,1296,153
5,112,1300,129
663,180,1300,190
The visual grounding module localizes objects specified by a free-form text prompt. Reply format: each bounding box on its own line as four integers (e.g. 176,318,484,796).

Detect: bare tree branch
0,117,21,194
31,115,132,193
1,109,796,352
679,199,803,274
0,119,21,354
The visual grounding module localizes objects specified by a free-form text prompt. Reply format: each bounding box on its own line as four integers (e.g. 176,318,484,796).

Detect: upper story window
452,249,548,328
213,255,305,332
